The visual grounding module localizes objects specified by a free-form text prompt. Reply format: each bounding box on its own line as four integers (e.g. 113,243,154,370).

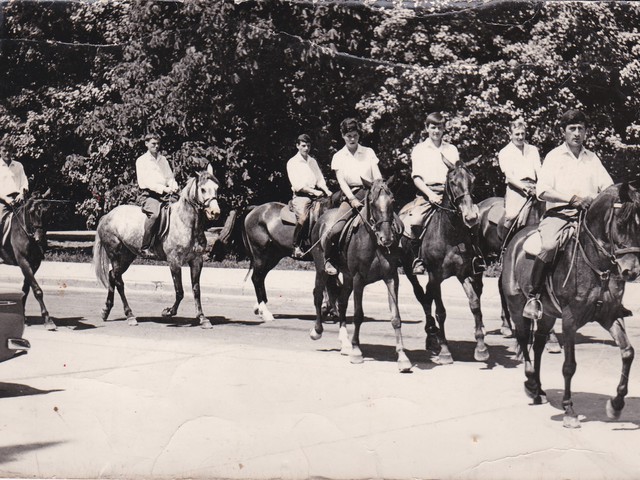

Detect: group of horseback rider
282,109,631,321
1,107,630,322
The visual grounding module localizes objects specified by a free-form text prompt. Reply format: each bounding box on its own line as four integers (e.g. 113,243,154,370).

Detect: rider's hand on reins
349,197,363,209
569,195,592,210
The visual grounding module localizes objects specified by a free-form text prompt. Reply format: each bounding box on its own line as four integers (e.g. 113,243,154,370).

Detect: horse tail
92,227,110,288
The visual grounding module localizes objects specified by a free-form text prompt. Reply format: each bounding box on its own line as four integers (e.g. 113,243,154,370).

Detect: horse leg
386,273,411,373
498,273,513,337
461,274,489,362
425,277,450,364
111,256,137,326
17,258,55,331
310,270,328,341
605,317,635,419
560,308,580,428
189,257,211,329
404,264,439,359
162,264,184,318
21,279,31,325
530,316,554,405
349,275,365,364
338,276,353,356
251,255,279,322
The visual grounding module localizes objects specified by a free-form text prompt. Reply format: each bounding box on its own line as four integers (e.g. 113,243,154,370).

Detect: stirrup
523,295,543,321
324,260,338,276
140,247,157,259
472,256,486,274
411,258,426,275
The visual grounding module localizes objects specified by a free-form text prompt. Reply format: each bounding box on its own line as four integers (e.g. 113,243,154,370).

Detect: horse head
184,166,221,221
362,177,396,248
587,183,640,281
21,192,49,246
445,163,479,228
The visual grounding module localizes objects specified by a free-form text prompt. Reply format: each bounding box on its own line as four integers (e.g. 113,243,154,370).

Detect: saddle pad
280,202,297,225
338,213,361,249
522,226,575,256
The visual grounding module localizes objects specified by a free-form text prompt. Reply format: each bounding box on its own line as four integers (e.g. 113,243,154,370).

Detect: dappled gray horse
93,168,220,328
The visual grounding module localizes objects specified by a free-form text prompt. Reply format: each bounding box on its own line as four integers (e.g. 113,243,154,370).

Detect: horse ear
361,177,373,189
206,163,213,176
386,174,396,189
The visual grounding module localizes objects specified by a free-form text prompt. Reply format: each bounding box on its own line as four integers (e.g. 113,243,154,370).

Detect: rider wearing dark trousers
524,109,631,320
136,133,179,259
286,134,331,259
322,118,383,275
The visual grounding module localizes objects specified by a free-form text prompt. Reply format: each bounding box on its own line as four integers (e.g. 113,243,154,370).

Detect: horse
309,178,410,372
0,192,56,331
93,168,221,328
501,183,640,427
476,194,561,353
398,163,484,364
241,193,341,322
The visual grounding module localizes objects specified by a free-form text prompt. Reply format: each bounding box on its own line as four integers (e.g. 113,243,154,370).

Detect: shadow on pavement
547,389,640,428
0,382,63,399
446,340,522,369
26,316,96,330
0,441,66,465
273,313,422,325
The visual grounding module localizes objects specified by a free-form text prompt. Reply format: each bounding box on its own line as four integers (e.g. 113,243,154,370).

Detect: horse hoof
309,327,322,341
398,360,412,373
474,347,490,362
200,319,213,330
127,316,138,326
350,353,364,364
563,415,581,429
100,309,110,322
339,345,351,356
523,382,536,400
434,353,453,365
161,308,175,318
260,310,274,322
45,322,57,332
606,398,622,420
253,304,260,315
533,394,548,405
500,326,513,337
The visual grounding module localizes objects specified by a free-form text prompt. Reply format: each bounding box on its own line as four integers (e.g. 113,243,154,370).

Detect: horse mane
588,183,640,237
369,178,391,203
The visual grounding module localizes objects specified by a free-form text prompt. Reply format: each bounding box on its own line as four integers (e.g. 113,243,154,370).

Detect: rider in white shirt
0,142,29,226
136,133,179,258
405,112,459,274
286,134,331,259
498,118,541,238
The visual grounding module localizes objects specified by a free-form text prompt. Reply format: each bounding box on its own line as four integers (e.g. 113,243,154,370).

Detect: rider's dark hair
559,109,588,130
297,133,311,145
426,112,445,127
144,132,161,142
340,118,360,136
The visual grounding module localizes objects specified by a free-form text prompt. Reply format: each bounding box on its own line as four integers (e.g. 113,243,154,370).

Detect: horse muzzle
205,200,221,221
462,203,480,228
617,255,640,282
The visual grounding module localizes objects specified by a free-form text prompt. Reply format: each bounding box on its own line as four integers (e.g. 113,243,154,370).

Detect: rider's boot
140,216,159,259
523,256,548,321
291,222,305,259
410,226,425,275
324,232,338,276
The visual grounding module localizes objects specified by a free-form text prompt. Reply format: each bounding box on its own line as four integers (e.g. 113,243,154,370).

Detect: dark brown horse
242,194,340,322
399,163,484,364
93,168,221,328
476,195,561,353
502,183,640,427
309,178,410,372
0,192,56,330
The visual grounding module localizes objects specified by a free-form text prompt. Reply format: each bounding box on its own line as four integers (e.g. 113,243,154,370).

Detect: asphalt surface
1,261,640,479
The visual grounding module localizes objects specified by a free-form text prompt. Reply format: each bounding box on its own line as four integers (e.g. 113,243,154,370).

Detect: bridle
185,174,219,210
357,182,401,248
577,202,640,281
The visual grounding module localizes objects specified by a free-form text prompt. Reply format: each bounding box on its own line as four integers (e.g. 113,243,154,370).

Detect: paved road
1,263,640,479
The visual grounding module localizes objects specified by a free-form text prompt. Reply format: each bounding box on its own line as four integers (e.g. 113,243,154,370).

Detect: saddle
398,196,436,240
522,226,574,257
280,199,324,247
337,211,363,250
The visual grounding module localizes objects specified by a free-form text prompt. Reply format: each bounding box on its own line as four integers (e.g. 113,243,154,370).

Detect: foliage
1,0,640,229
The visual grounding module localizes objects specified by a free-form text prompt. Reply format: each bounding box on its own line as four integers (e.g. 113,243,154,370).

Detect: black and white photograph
1,0,640,478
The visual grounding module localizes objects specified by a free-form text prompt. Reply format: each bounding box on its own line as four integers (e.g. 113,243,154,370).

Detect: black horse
0,193,56,330
502,184,640,427
398,163,485,364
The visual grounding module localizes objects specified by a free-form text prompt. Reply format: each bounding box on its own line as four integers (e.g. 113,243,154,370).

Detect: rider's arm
413,176,442,204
